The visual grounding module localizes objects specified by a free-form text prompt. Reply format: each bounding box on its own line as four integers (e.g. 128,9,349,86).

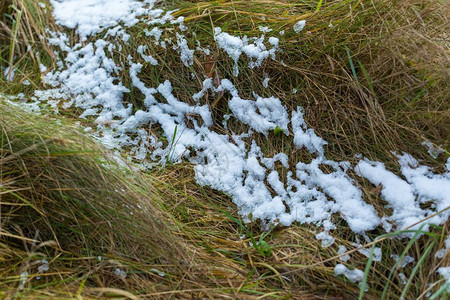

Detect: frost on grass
28,0,450,250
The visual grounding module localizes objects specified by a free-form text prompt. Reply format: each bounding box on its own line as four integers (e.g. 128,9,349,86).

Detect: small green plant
224,213,272,257
166,125,178,164
274,125,284,136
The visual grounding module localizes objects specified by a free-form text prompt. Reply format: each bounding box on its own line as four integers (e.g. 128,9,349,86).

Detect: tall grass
0,0,449,298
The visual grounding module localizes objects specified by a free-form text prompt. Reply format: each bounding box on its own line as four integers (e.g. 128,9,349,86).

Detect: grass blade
357,60,374,94
400,240,437,299
345,47,359,83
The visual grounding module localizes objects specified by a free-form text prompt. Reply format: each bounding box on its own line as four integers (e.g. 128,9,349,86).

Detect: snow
114,267,127,279
137,45,158,65
213,28,243,76
214,28,280,76
174,33,194,67
356,245,382,262
3,66,15,82
356,155,450,235
20,0,450,261
338,245,350,262
334,264,364,283
356,159,425,231
422,140,444,158
145,27,163,42
390,255,414,268
292,108,327,156
437,267,450,292
50,0,156,40
316,231,335,248
262,74,270,88
293,20,306,33
435,236,450,259
258,26,272,33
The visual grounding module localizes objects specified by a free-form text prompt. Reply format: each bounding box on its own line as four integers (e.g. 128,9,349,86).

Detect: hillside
1,0,449,298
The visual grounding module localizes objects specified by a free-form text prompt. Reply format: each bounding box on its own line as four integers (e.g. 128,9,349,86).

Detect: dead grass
0,99,448,298
0,0,449,299
0,99,324,299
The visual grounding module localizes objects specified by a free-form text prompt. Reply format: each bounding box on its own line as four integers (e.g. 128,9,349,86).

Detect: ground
0,0,449,299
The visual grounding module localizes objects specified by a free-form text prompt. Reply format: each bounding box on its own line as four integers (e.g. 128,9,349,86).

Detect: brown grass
0,0,449,299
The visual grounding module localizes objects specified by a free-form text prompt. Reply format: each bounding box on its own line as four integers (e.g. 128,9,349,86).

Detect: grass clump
0,99,194,297
0,99,323,299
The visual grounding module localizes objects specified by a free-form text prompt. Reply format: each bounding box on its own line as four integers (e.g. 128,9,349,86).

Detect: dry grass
0,99,324,299
166,0,450,169
1,0,449,299
0,100,187,297
1,99,447,299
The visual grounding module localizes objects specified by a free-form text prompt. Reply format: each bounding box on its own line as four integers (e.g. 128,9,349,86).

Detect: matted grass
0,99,448,299
1,0,449,298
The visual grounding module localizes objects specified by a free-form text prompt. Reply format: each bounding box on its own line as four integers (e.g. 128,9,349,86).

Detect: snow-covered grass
1,0,449,298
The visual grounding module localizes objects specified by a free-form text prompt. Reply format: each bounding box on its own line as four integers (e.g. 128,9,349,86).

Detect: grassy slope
0,0,449,299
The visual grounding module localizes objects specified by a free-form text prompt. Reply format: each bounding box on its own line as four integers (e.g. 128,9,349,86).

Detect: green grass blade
166,125,178,163
381,224,427,299
359,224,428,300
357,60,374,94
315,0,324,12
345,47,359,83
400,240,437,299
